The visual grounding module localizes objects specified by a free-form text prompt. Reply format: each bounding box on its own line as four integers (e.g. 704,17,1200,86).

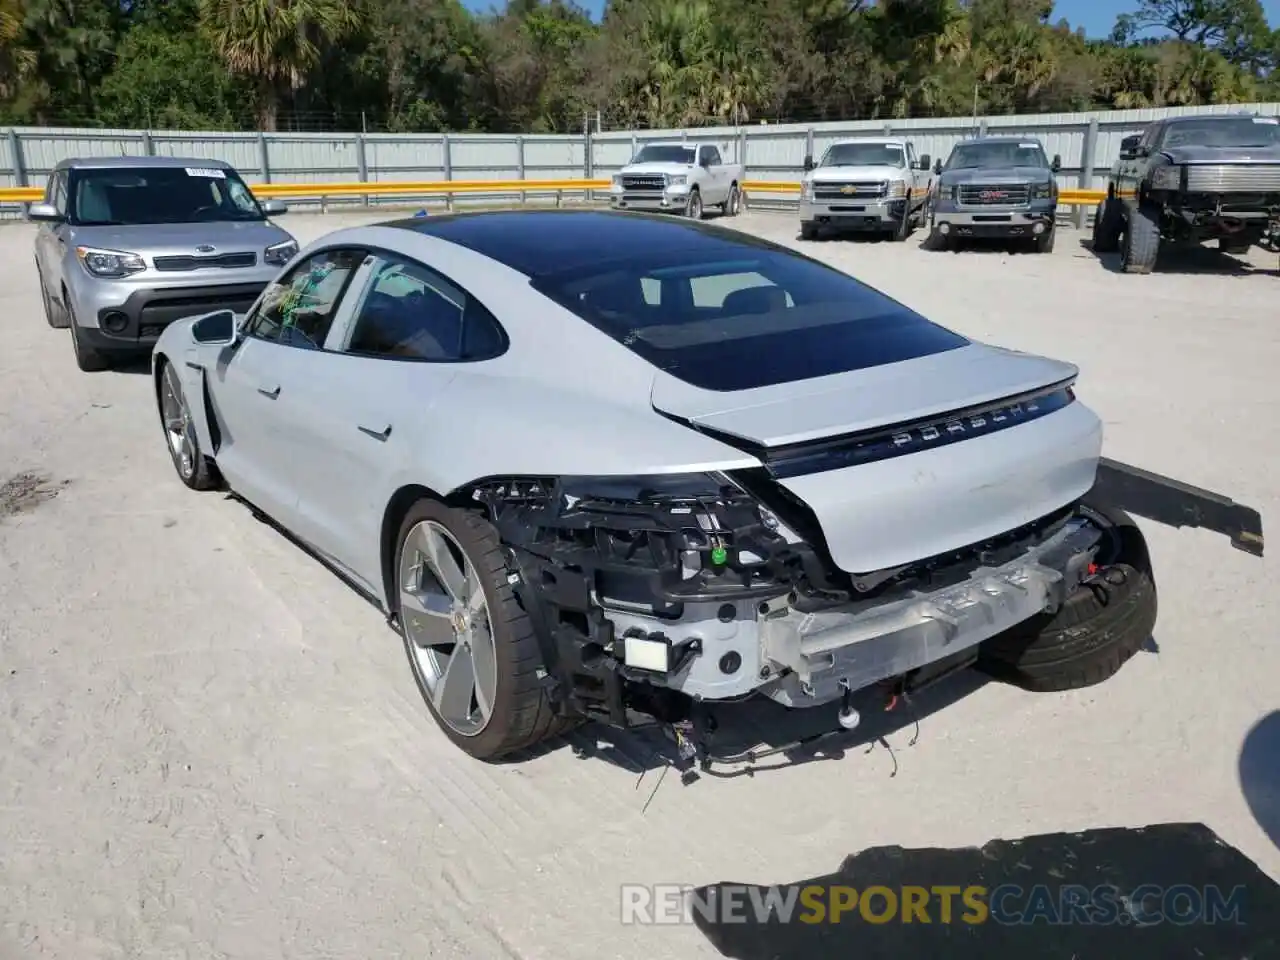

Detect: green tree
199,0,363,130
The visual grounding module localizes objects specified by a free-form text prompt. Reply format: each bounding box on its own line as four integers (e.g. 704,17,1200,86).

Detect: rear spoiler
1092,458,1264,557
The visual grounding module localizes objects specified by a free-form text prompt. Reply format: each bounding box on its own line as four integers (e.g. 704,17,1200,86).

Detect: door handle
257,384,281,398
358,423,392,441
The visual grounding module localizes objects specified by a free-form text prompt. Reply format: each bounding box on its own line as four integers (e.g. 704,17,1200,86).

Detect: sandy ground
1,207,1278,959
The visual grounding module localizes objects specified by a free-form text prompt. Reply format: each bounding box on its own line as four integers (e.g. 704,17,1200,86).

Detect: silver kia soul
29,156,299,371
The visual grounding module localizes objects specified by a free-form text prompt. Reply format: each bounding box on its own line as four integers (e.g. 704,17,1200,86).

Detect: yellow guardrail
0,180,1108,206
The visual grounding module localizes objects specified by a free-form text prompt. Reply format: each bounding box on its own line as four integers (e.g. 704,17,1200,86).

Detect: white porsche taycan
151,209,1263,762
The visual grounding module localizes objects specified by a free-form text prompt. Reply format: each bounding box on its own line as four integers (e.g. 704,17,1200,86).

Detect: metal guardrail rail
0,180,1107,207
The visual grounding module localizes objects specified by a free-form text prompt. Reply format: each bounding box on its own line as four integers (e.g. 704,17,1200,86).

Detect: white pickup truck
799,137,933,241
609,141,745,220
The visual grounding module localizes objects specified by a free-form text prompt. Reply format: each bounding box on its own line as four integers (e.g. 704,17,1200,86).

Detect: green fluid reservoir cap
710,546,728,566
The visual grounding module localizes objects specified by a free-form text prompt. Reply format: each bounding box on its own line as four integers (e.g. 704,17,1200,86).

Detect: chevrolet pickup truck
799,138,932,240
1092,114,1280,273
926,136,1062,253
608,142,744,220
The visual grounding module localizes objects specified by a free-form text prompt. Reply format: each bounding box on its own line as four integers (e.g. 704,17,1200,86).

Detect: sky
461,0,1280,41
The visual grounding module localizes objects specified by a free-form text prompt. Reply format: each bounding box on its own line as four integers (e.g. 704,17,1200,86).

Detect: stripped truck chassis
474,457,1263,769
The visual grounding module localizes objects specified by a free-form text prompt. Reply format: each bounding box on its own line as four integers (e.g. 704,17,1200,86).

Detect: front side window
533,248,969,392
821,143,906,168
632,144,697,165
945,142,1048,170
245,248,365,348
68,165,266,226
341,253,506,361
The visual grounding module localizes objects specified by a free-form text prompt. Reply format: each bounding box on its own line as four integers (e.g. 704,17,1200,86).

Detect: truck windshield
821,143,904,167
1162,118,1280,149
68,166,266,226
532,248,969,392
632,145,697,165
946,142,1048,170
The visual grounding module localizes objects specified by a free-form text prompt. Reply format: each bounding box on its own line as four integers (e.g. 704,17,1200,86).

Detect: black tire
889,196,911,241
976,501,1157,692
924,226,949,251
156,357,222,491
800,221,819,241
1219,236,1252,255
1120,202,1160,274
67,301,112,372
1034,225,1055,254
37,264,69,329
1091,196,1122,253
724,183,742,216
394,499,576,760
686,188,703,220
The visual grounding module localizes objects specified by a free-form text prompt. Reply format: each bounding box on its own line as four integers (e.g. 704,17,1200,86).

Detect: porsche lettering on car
149,209,1264,764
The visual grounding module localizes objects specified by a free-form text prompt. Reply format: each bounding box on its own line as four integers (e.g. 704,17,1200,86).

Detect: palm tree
199,0,362,130
0,0,35,100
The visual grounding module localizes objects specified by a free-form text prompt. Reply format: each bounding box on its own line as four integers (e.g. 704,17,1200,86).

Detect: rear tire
976,501,1157,692
1091,196,1123,253
1120,202,1160,274
394,499,576,761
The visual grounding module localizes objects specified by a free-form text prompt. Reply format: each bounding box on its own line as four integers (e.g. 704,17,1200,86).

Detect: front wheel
686,188,703,220
1092,196,1123,253
67,302,112,372
157,358,221,490
1120,203,1160,274
395,500,574,760
1033,225,1055,253
888,196,911,241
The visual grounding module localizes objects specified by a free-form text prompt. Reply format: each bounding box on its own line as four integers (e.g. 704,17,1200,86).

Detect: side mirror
191,309,238,346
1119,135,1141,160
260,198,288,215
934,158,943,175
918,154,931,171
26,202,64,223
803,154,814,172
1051,154,1062,172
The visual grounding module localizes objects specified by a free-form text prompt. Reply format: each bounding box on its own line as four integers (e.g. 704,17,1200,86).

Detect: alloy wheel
399,520,498,737
161,363,197,480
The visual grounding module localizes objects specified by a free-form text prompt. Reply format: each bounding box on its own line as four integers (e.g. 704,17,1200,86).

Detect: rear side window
532,249,969,392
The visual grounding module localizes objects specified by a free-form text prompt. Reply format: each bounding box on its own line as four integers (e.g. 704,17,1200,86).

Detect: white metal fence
4,100,1278,206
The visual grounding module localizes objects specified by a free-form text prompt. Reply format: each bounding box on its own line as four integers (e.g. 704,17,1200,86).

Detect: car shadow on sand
687,821,1280,959
1077,236,1280,277
1239,710,1280,853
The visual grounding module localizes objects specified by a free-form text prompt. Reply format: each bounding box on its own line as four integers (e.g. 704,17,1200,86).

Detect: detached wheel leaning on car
686,188,704,221
724,183,742,216
394,499,574,760
976,500,1157,692
1091,197,1123,253
156,359,221,490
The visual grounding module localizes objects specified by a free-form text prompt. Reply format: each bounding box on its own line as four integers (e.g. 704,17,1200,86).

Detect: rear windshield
68,166,265,226
532,248,969,392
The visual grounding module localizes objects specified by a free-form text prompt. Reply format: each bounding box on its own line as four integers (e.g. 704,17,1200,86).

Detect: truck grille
957,183,1031,206
813,181,886,201
620,175,666,192
153,252,258,272
1184,164,1280,193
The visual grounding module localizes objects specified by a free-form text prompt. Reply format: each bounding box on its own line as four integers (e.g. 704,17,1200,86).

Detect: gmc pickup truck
1092,113,1280,273
799,138,933,241
927,136,1062,253
608,142,745,220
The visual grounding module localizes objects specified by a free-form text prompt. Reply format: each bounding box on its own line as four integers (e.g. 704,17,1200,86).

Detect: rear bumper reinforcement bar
1092,457,1265,557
